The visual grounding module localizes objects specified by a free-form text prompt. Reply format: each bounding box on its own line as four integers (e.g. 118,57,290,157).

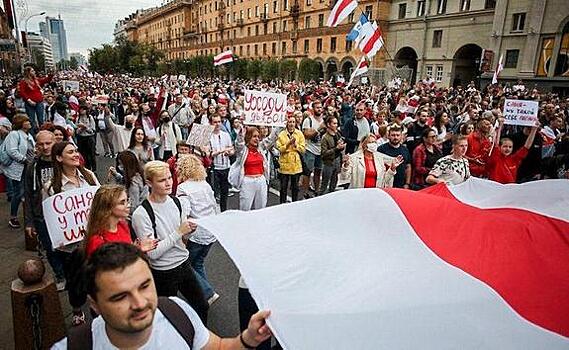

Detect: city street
0,154,282,350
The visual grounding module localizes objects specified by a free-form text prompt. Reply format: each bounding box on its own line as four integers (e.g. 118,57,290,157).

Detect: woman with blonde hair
176,154,219,304
341,134,403,189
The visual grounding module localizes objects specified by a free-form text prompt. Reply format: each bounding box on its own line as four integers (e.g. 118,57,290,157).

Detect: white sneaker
208,293,220,305
229,187,240,193
56,278,66,292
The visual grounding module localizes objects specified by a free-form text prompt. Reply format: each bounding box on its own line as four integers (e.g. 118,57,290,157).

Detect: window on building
282,41,287,54
435,65,443,82
247,45,250,56
505,49,519,68
248,27,251,36
234,29,237,38
264,3,269,15
460,0,470,11
307,0,312,6
346,39,352,52
292,41,297,53
318,14,324,27
432,30,443,48
426,65,433,78
273,1,278,13
283,20,288,31
436,0,446,14
263,43,267,55
227,13,231,23
239,45,243,56
264,23,268,34
365,5,373,19
241,10,244,19
330,37,337,52
247,8,251,18
305,16,311,29
398,3,407,19
484,0,496,9
272,42,277,54
512,13,526,32
255,25,259,35
304,39,309,53
273,22,278,33
283,0,288,10
554,23,569,76
317,38,323,53
255,6,259,17
254,44,258,55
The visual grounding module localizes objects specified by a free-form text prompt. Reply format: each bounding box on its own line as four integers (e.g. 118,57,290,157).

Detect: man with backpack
132,160,209,322
53,243,271,349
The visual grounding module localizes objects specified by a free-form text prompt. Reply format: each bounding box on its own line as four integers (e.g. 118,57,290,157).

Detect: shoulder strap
141,199,157,239
158,297,195,349
170,195,182,217
67,322,93,350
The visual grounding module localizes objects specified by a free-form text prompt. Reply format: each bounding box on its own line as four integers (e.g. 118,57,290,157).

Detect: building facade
40,16,69,63
0,6,18,74
26,32,55,70
121,0,391,79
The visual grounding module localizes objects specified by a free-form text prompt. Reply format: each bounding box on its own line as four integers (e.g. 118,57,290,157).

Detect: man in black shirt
378,126,412,188
406,110,430,154
509,126,543,182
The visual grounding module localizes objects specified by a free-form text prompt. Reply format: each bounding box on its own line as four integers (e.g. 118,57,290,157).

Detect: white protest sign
62,80,80,92
243,89,288,127
187,123,214,147
42,186,99,249
503,99,539,126
178,74,187,81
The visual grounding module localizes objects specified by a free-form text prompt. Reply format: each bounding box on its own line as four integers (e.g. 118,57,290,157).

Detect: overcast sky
7,0,162,57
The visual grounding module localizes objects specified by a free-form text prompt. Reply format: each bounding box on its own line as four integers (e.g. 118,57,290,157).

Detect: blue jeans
34,220,65,279
187,241,215,299
25,102,45,131
7,178,23,217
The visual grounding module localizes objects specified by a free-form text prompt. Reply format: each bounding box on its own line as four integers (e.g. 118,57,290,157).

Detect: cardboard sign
42,186,99,249
503,99,539,127
243,89,288,127
62,80,80,92
187,123,214,147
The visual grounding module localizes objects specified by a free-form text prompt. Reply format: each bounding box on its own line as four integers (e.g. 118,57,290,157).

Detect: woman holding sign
45,141,100,327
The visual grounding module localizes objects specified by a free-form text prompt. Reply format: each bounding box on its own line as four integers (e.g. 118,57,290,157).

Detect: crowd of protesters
0,68,568,348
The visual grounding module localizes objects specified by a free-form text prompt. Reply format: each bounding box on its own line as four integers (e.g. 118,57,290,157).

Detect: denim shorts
304,151,322,172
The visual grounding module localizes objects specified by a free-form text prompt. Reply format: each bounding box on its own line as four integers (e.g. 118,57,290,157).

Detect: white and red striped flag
198,178,569,349
214,50,234,66
359,21,384,59
326,0,358,27
347,56,369,87
492,54,504,84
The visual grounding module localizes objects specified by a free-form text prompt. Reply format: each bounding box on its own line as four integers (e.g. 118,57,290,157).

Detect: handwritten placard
62,80,80,92
243,89,288,127
42,186,99,249
187,123,214,147
503,99,539,127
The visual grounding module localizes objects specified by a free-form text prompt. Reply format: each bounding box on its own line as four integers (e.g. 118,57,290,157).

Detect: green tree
31,49,46,73
231,58,248,79
247,59,262,80
298,58,320,82
261,59,280,82
279,59,298,81
69,56,79,70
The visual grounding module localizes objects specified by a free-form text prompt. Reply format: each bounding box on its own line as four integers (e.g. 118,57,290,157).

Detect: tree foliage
298,58,321,82
88,39,164,75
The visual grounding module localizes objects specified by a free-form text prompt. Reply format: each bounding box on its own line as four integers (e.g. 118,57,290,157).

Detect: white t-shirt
302,115,324,156
210,131,233,170
51,297,210,350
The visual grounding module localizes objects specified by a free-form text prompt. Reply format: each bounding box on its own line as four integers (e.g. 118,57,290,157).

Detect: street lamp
24,11,46,66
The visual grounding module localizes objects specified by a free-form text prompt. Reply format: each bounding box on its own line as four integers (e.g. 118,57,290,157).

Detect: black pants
151,259,209,323
279,173,300,204
77,135,97,171
238,287,273,350
213,168,230,212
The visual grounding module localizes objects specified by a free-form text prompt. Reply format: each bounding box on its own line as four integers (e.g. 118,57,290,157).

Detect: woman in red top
84,184,157,257
236,127,269,211
18,66,52,131
487,118,539,184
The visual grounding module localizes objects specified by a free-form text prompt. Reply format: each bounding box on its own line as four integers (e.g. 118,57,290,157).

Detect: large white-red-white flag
359,21,384,58
492,54,504,84
198,178,569,349
214,50,234,66
326,0,358,27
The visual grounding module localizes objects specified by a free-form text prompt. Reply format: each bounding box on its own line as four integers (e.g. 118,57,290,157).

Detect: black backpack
140,195,182,239
67,297,195,349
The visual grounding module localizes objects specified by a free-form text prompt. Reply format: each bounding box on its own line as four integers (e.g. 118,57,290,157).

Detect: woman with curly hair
176,154,219,304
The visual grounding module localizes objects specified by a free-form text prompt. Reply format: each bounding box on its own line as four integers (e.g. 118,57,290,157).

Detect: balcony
236,18,244,27
260,13,269,22
290,4,300,18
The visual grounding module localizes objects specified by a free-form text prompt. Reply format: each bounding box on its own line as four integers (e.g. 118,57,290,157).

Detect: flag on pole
346,14,369,42
214,50,234,66
492,54,504,84
197,178,569,349
359,21,384,59
326,0,358,27
347,56,369,87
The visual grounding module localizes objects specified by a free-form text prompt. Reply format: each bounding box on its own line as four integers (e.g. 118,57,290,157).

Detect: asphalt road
0,153,283,349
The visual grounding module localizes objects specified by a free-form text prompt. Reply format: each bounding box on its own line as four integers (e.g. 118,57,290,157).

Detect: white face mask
366,142,378,152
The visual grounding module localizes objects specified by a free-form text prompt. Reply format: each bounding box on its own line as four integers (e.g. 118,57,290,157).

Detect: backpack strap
170,195,182,217
141,199,157,239
67,321,93,350
158,297,195,349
